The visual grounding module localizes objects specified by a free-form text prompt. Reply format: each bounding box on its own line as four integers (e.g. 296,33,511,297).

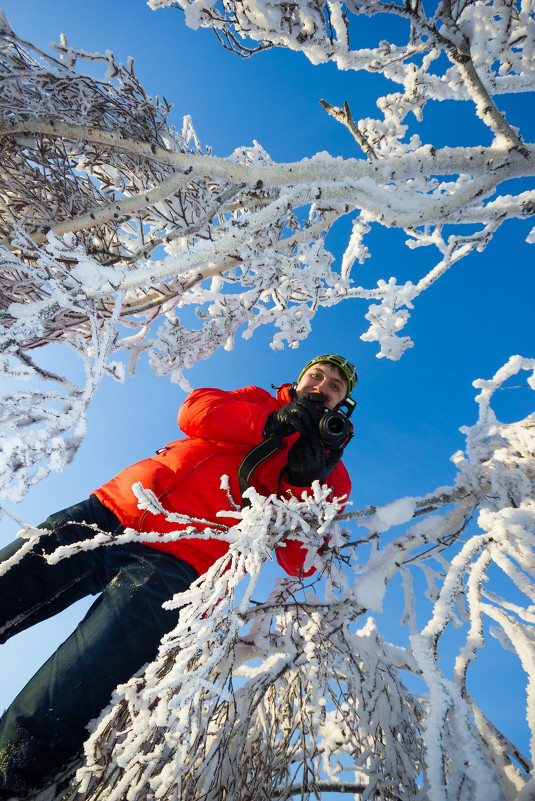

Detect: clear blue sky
1,0,534,770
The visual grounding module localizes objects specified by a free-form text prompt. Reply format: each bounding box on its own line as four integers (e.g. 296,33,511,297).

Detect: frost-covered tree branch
0,4,533,799
15,355,532,801
0,4,534,495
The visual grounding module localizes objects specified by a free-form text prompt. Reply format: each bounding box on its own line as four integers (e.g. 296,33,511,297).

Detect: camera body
316,397,356,448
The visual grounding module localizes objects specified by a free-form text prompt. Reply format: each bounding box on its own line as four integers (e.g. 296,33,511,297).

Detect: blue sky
1,0,534,772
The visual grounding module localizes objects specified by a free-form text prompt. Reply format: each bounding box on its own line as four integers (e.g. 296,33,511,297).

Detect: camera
317,397,356,448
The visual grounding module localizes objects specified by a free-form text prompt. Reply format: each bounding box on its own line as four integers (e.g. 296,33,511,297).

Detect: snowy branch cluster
0,2,534,496
18,355,531,800
0,3,534,799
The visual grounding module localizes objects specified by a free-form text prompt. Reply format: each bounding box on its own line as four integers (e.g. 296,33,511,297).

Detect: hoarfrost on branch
0,2,534,800
22,355,533,801
0,1,534,495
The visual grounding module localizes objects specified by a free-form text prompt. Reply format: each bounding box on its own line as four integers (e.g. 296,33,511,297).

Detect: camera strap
237,434,282,502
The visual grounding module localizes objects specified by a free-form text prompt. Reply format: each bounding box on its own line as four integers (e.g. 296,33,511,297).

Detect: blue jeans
0,496,198,794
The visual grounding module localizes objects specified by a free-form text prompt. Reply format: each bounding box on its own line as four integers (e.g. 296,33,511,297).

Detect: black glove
285,427,327,486
285,438,347,486
263,393,326,442
324,446,344,477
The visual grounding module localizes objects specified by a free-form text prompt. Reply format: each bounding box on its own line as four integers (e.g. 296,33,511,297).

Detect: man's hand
285,427,326,486
286,438,345,487
263,393,326,442
324,446,344,476
265,393,346,486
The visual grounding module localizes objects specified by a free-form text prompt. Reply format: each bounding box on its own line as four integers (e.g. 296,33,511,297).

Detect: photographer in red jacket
0,354,357,798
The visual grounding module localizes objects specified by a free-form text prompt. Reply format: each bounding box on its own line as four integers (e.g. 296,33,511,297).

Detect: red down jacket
94,384,351,577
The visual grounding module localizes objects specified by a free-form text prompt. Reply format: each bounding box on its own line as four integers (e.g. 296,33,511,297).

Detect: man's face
295,363,348,410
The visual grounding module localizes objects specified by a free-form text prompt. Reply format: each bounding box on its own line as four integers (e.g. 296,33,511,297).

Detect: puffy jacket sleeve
275,460,352,577
178,386,278,446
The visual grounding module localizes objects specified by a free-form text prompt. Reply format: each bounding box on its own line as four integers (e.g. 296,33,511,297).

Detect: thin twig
320,98,377,160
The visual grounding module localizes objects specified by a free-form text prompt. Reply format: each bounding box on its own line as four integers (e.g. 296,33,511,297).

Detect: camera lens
318,409,351,447
325,416,345,435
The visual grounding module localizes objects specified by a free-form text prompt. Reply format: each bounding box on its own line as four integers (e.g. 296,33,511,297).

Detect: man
0,354,357,798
